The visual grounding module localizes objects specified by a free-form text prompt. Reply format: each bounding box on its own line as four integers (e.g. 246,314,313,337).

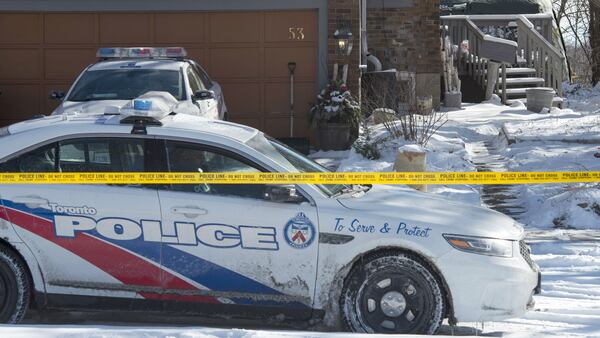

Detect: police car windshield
246,135,347,196
68,69,185,102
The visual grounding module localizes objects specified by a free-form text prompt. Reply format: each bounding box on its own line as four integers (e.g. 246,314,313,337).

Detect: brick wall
327,0,361,95
366,0,442,107
326,0,442,106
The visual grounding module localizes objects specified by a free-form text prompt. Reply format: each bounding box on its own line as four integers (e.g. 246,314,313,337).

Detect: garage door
0,11,317,138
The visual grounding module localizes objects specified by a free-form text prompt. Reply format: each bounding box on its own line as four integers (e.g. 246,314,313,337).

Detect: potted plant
309,82,360,150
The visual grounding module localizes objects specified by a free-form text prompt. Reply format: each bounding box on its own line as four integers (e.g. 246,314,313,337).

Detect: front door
156,140,319,317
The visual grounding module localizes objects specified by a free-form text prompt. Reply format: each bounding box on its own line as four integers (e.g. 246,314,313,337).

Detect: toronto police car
50,47,227,120
0,99,540,334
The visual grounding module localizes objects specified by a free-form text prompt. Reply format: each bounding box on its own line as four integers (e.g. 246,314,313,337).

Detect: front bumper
436,240,540,323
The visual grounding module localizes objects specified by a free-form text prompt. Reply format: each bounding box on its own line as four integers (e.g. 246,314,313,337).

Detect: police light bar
97,47,187,59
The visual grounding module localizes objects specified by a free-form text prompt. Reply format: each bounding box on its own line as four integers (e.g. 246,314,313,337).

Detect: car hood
336,185,524,240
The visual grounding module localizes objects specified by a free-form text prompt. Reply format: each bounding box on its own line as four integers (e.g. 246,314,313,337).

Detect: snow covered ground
2,239,598,338
310,84,600,337
480,237,600,337
1,85,599,337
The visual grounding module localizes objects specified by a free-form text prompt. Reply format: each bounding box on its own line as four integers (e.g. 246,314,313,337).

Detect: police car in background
0,99,540,335
50,47,227,120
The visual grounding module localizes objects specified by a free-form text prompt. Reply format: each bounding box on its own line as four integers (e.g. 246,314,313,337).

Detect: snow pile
334,122,480,205
482,239,600,337
563,82,600,113
521,188,600,229
503,114,600,142
336,122,476,174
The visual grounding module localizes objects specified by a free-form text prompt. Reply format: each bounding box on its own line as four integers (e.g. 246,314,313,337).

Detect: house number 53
289,27,305,40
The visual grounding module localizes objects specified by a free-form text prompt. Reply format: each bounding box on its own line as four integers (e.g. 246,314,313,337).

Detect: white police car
50,47,227,120
0,102,540,334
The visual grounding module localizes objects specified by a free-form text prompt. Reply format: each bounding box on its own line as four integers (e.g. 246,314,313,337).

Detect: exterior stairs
497,67,564,108
441,14,566,109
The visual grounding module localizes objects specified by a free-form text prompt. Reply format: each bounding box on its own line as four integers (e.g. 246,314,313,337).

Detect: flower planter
318,123,351,150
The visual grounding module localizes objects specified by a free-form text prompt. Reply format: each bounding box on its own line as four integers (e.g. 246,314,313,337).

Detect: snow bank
503,114,600,142
563,82,600,113
521,188,600,229
335,122,480,205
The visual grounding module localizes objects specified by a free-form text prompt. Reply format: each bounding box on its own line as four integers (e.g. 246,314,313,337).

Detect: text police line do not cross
0,172,600,185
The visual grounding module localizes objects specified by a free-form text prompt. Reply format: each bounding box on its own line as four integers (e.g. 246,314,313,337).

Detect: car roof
5,113,259,145
88,59,187,71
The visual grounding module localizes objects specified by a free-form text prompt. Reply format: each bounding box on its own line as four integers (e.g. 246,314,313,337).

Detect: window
193,64,213,89
58,138,146,173
166,141,265,199
246,135,347,196
187,68,203,95
0,138,160,174
67,69,185,101
0,143,57,173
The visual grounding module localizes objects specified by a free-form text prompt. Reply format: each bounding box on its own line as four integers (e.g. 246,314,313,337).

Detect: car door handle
12,197,49,206
171,207,208,216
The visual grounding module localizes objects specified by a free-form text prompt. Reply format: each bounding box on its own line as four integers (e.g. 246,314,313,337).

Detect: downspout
361,0,383,72
361,0,368,70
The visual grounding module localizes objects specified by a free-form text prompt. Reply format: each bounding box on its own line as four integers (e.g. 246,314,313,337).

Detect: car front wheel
341,252,445,334
0,247,30,324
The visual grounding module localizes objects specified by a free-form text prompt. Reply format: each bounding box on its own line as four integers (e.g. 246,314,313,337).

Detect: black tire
0,246,30,324
341,252,444,334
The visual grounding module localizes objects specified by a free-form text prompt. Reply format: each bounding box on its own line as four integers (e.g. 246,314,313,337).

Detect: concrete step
506,96,564,108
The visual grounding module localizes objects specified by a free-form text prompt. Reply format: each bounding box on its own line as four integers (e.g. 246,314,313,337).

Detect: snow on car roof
6,112,259,144
88,59,186,71
159,113,259,143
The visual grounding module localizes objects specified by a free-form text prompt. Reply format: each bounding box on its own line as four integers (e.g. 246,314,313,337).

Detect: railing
515,15,565,97
441,16,518,99
441,14,566,103
462,13,554,43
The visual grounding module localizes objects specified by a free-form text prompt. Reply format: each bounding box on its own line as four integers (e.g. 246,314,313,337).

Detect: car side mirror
49,90,65,101
264,185,306,204
194,90,214,101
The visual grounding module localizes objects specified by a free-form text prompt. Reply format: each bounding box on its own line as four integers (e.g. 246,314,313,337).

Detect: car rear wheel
341,252,444,334
0,247,30,324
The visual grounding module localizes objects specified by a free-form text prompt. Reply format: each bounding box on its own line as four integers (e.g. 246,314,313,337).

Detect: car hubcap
380,291,406,317
359,275,427,333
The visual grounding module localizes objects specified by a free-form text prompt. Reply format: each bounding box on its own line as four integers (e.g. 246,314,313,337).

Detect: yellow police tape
0,172,599,185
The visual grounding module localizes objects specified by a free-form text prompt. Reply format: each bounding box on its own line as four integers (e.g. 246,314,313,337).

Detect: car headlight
443,234,513,257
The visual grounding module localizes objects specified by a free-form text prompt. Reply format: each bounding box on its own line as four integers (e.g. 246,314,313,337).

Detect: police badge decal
284,212,316,249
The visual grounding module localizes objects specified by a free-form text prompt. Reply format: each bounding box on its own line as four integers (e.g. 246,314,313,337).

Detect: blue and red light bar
97,47,187,59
